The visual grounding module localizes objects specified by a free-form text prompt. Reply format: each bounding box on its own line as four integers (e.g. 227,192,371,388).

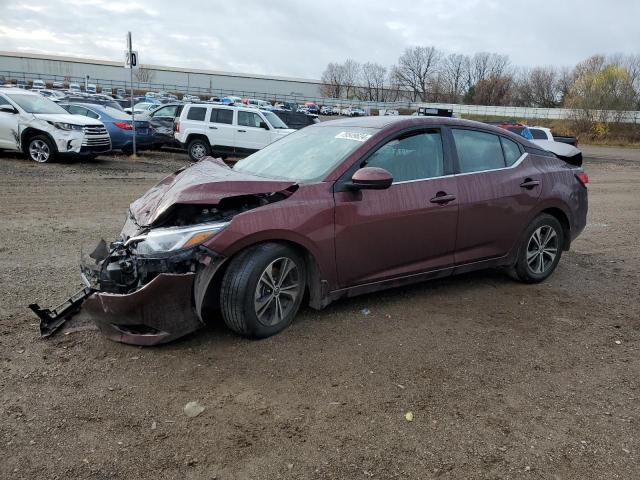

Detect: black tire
187,138,210,161
26,135,56,163
512,214,564,283
220,243,306,338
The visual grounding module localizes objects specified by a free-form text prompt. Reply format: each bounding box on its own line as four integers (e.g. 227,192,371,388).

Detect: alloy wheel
254,257,301,327
526,225,559,274
29,139,50,163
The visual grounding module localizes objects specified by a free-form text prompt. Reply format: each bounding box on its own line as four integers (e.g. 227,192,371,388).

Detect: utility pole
126,32,137,156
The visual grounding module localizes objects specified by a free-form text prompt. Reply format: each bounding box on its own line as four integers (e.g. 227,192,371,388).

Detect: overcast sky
1,0,638,79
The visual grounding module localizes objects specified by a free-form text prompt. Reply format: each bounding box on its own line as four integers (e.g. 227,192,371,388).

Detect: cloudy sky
1,0,638,79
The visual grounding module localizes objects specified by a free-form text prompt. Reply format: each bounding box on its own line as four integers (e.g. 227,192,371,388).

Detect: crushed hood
130,157,297,227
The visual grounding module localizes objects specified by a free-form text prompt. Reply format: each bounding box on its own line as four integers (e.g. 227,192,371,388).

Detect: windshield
233,126,377,182
7,93,69,114
262,111,289,129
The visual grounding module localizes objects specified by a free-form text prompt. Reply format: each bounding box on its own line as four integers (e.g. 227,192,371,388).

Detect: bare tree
393,46,441,101
134,67,155,83
360,62,387,101
526,66,561,107
556,66,575,105
320,62,346,98
342,59,361,99
465,52,510,90
440,53,468,103
471,74,514,106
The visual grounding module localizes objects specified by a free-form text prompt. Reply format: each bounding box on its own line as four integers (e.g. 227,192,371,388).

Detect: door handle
209,126,217,129
520,178,540,189
237,129,246,133
430,192,456,204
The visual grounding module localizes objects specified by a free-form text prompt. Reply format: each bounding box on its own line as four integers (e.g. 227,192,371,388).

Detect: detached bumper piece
29,286,95,337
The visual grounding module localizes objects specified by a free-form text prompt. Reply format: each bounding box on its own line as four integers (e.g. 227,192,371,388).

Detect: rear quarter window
186,106,206,121
500,137,523,166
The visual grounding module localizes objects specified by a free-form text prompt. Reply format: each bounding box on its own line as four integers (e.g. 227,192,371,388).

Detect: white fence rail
413,103,640,123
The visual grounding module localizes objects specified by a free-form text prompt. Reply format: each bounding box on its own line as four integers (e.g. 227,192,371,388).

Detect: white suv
175,103,295,161
0,88,111,162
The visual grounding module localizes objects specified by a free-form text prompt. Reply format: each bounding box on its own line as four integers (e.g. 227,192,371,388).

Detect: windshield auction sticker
335,131,372,142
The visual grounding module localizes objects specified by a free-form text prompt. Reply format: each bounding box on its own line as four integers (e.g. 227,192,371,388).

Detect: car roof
0,87,40,95
185,102,262,112
315,115,531,140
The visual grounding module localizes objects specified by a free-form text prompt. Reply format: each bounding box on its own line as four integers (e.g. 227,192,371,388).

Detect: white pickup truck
0,88,111,162
175,103,295,161
529,126,578,147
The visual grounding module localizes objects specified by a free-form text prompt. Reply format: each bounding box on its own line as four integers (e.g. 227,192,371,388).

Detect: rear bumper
83,273,204,346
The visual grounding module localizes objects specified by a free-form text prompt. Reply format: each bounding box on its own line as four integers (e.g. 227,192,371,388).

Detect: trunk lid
130,157,296,227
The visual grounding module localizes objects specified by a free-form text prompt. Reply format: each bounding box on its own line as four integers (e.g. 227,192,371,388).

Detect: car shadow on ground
171,267,516,350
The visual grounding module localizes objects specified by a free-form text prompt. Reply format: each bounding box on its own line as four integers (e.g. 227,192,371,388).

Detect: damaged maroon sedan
31,117,588,345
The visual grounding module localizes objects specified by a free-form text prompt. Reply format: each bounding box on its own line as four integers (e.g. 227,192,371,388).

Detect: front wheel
187,138,210,161
512,214,564,283
220,243,306,338
27,135,56,163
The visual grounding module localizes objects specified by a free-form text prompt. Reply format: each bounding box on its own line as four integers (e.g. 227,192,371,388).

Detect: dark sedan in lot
33,117,588,345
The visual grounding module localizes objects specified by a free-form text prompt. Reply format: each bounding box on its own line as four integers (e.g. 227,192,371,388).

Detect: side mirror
0,104,17,114
350,167,393,190
259,121,269,130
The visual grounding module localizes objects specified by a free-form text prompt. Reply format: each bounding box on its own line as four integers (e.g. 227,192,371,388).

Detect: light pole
127,32,137,156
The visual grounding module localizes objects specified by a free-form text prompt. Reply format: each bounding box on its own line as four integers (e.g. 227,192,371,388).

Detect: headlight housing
126,222,228,256
47,121,83,131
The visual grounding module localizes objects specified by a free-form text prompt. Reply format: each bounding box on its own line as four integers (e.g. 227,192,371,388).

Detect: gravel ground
0,145,639,480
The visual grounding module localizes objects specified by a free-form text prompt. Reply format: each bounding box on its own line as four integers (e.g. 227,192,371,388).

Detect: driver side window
366,130,444,183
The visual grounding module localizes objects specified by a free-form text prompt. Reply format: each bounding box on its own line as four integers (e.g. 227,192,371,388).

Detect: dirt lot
1,145,639,480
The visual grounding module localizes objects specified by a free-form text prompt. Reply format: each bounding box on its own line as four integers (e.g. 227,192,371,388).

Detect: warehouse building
0,50,323,100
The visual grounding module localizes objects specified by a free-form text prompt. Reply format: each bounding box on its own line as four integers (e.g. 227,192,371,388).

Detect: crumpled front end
30,157,298,345
79,233,224,346
82,272,201,346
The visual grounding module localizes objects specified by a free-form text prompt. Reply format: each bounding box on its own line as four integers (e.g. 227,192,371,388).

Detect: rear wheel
220,243,306,338
27,135,55,163
187,138,210,161
512,214,564,283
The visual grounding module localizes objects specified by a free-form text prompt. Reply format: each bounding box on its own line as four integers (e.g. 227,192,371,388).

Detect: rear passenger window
186,107,206,121
452,129,505,173
500,137,522,166
210,108,233,124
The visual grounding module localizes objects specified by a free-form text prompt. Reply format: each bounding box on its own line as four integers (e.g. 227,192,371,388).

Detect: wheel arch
20,128,59,154
185,133,211,146
194,238,328,323
539,206,571,251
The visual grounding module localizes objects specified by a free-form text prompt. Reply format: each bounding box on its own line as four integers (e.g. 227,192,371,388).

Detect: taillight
113,121,133,130
575,172,589,187
175,121,180,133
